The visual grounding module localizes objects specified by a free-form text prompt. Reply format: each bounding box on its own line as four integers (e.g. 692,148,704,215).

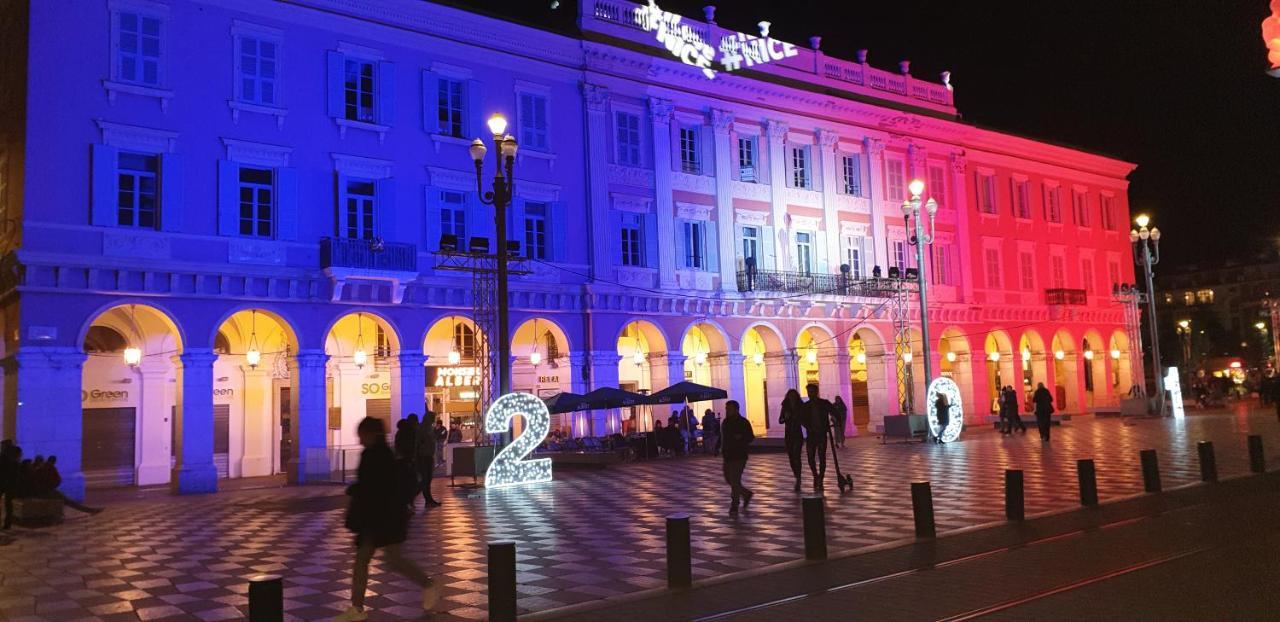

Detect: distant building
1157,252,1280,370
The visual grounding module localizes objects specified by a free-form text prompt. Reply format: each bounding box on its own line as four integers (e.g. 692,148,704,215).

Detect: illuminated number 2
484,392,553,488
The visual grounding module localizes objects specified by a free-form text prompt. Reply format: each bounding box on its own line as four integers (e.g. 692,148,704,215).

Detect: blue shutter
90,144,118,226
374,179,395,240
377,60,396,126
609,211,622,267
550,200,567,261
674,219,687,270
326,51,345,118
421,70,438,133
425,189,442,252
275,167,298,241
644,213,659,269
762,225,777,270
159,153,183,233
815,231,829,274
467,79,483,139
704,221,719,273
508,198,526,257
217,160,239,236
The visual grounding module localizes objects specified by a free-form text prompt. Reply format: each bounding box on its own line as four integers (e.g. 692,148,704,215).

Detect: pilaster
238,366,274,478
290,350,329,484
816,128,843,272
584,84,613,279
136,360,173,486
649,97,678,288
765,119,791,269
390,352,427,421
568,352,590,394
173,348,218,495
864,138,889,271
949,153,974,302
711,109,738,286
14,347,87,501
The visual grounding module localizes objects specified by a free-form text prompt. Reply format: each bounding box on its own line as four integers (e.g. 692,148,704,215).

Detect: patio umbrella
581,386,650,409
542,391,591,414
648,381,727,405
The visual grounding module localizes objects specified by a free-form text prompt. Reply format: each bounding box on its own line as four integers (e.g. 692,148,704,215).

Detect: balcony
320,237,418,303
736,269,909,298
1045,288,1088,306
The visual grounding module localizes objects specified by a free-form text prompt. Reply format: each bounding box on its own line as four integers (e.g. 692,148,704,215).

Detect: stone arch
1082,328,1108,407
616,320,670,436
983,329,1017,413
326,311,404,446
512,316,572,395
849,325,890,432
1051,328,1081,413
1017,329,1049,399
938,326,975,417
1109,330,1135,396
741,322,786,433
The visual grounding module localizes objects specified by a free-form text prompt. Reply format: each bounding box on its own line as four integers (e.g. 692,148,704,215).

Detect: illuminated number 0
484,392,553,488
925,377,965,443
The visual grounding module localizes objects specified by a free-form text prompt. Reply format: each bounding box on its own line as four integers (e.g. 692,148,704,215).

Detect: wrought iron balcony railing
736,269,911,298
1045,288,1088,306
320,237,417,272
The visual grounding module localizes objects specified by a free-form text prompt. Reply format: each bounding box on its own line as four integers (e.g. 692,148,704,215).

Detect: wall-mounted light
945,351,957,363
123,346,142,367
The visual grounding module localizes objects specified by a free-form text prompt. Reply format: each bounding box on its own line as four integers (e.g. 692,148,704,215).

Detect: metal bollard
1140,449,1162,493
1197,441,1218,482
666,513,692,588
1005,469,1025,521
247,574,283,622
1077,459,1098,507
801,495,827,560
488,541,517,622
911,482,936,538
1248,435,1266,474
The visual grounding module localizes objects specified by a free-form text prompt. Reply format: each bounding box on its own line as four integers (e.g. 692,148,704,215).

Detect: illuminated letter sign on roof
634,1,799,80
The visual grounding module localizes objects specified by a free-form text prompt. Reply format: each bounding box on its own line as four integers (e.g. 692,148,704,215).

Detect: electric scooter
826,415,854,493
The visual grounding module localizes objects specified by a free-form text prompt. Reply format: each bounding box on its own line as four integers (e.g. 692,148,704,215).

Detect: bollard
666,513,692,588
1140,449,1162,493
801,495,827,560
1077,459,1098,507
911,482,936,538
1248,435,1266,474
488,541,517,622
1005,469,1025,521
1197,441,1218,482
247,574,283,622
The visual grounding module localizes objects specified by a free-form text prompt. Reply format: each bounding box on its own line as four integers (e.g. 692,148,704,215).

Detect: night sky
455,0,1280,269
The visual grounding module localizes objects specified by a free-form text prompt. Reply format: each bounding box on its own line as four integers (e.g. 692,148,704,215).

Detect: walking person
1004,386,1026,434
433,418,447,467
415,412,442,508
721,400,755,514
779,389,806,491
337,417,439,622
933,393,951,444
1032,382,1055,442
831,396,849,447
803,384,834,491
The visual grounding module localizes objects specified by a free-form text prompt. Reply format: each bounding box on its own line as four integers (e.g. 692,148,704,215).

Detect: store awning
581,387,649,409
542,391,592,414
648,381,728,405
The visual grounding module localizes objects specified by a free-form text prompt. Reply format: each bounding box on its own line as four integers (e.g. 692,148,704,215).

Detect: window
237,36,277,106
844,236,865,279
437,78,466,138
375,325,392,359
620,213,643,267
683,220,706,269
454,323,477,359
1044,185,1062,223
518,92,549,151
679,126,701,174
1100,195,1115,230
1081,258,1094,293
343,178,376,239
841,155,861,195
887,159,906,201
742,226,760,267
616,112,641,166
984,248,1001,289
932,245,952,285
977,173,997,214
1051,255,1065,288
1196,289,1214,304
1019,252,1035,290
928,165,946,204
116,151,158,229
1183,291,1194,306
1108,261,1121,289
440,191,467,244
343,58,376,122
115,11,162,86
790,145,811,189
893,240,909,273
524,201,548,259
237,167,273,237
1073,190,1090,227
1013,180,1031,219
795,232,813,275
738,136,758,182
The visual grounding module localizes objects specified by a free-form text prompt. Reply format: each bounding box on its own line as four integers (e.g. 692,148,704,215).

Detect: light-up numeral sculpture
925,376,964,443
484,392,553,488
1165,366,1184,419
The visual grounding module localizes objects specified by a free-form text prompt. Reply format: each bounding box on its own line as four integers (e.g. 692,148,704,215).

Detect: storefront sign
484,392,553,488
536,375,560,384
925,377,964,443
633,1,797,80
361,382,391,395
432,367,480,388
82,388,129,403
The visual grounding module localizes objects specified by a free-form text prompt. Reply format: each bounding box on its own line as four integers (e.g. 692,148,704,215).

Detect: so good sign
633,1,798,79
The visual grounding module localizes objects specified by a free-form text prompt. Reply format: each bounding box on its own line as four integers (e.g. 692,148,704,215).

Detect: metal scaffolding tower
856,276,919,415
1111,283,1147,403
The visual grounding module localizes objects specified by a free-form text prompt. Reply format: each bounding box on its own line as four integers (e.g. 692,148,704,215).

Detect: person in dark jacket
33,456,103,514
831,396,849,448
414,412,441,508
701,409,720,456
933,393,951,444
1032,383,1054,442
1005,386,1026,434
0,440,19,529
803,384,835,491
779,389,806,491
338,417,438,622
720,400,755,514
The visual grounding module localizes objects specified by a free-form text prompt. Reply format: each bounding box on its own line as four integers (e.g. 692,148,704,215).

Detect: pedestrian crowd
0,439,103,528
995,383,1055,441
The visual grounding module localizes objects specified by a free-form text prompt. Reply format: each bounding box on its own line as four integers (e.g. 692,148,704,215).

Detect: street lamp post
1130,215,1164,415
470,115,519,398
903,179,939,396
1176,319,1192,369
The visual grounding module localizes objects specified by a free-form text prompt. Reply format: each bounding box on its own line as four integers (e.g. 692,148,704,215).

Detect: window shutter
159,153,183,233
217,160,239,236
374,178,395,240
550,201,567,261
467,79,483,139
425,189,442,252
643,213,658,269
90,144,119,226
508,199,526,256
326,51,345,118
609,210,622,266
275,167,298,241
815,231,829,274
783,146,793,188
421,70,439,133
733,224,744,271
704,220,719,273
762,225,777,271
674,219,687,270
377,60,396,126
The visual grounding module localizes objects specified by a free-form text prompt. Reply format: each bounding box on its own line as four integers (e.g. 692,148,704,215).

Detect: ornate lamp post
469,115,519,397
1176,319,1192,369
1130,214,1164,415
902,179,939,394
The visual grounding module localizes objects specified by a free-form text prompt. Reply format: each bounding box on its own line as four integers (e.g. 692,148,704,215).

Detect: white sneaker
334,605,368,622
422,579,441,610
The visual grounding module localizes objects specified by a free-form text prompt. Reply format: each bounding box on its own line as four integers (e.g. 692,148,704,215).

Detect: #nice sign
484,392,553,487
633,1,799,80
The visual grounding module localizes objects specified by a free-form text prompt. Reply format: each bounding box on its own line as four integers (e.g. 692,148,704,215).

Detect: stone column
816,128,843,271
711,109,738,286
135,359,172,486
949,153,974,302
781,350,801,394
173,348,218,494
963,353,988,422
710,352,742,415
290,349,329,484
588,350,621,436
584,84,613,279
239,366,273,478
833,350,854,436
863,138,889,270
649,97,678,288
568,352,590,395
764,119,791,269
390,352,426,420
666,353,689,388
867,351,894,432
14,347,87,500
763,353,791,437
336,362,365,446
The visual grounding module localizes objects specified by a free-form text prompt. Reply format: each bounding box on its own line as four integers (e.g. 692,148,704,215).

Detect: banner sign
634,1,798,79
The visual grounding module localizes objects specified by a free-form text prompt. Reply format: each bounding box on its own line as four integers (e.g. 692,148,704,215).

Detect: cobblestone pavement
1,408,1276,621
